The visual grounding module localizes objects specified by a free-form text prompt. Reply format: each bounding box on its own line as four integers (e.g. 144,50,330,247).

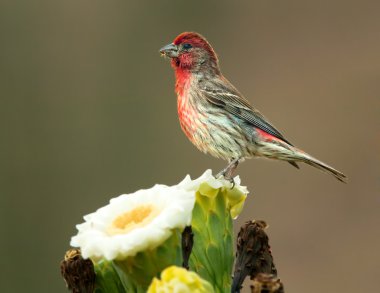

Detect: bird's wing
201,82,293,146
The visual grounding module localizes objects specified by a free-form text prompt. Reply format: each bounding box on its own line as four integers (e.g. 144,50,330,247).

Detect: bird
159,32,346,183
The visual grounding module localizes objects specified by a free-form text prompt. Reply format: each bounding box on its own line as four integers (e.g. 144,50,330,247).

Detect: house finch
160,32,346,183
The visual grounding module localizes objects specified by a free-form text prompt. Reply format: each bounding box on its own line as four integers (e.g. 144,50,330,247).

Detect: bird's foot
215,158,240,189
216,158,239,175
215,169,236,189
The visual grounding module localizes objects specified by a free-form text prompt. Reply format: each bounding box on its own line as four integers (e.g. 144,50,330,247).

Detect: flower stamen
108,204,159,235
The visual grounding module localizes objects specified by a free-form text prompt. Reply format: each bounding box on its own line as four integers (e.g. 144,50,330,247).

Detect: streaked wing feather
202,87,293,146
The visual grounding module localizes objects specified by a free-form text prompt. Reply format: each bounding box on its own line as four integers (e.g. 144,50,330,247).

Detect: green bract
94,232,183,292
93,260,125,293
179,170,248,293
113,231,182,292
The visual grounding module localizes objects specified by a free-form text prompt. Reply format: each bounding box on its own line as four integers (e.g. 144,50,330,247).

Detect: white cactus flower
71,184,195,260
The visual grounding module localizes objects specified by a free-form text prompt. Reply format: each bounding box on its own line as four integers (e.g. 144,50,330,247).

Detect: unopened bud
181,226,194,270
231,220,277,292
60,248,95,293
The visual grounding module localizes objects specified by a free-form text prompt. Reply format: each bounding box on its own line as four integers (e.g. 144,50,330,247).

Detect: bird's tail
296,150,347,183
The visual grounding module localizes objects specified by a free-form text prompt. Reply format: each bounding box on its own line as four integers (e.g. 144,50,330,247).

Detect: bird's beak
159,43,179,58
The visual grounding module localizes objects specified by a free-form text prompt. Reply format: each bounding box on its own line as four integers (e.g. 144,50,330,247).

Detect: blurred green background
1,0,379,292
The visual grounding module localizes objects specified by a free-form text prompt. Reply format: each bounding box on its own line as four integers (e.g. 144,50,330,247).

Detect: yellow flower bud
148,266,215,293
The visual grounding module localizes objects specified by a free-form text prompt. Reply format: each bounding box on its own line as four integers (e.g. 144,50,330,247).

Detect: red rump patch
256,128,281,142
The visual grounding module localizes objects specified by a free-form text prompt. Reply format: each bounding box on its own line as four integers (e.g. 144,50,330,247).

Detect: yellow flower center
107,204,159,235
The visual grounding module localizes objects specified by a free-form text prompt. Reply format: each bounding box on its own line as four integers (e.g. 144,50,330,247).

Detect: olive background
1,1,379,292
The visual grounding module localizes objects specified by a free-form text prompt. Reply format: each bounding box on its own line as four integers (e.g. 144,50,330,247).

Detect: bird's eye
182,43,192,50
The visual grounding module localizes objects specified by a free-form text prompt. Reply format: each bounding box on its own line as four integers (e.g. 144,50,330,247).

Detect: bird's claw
214,172,235,189
226,176,235,189
219,175,235,189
